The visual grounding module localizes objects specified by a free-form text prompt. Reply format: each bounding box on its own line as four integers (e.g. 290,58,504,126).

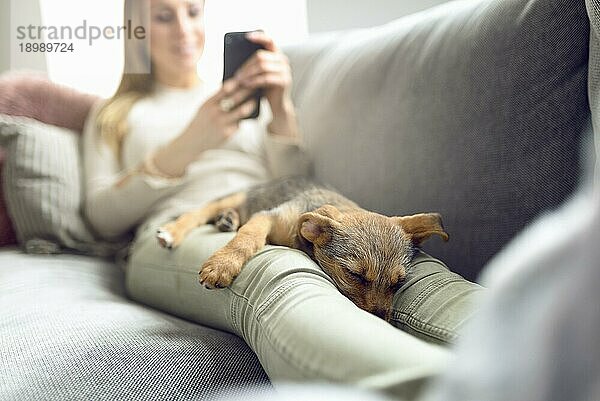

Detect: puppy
156,176,448,321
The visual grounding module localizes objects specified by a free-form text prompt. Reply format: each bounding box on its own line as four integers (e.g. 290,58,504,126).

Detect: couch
0,0,592,399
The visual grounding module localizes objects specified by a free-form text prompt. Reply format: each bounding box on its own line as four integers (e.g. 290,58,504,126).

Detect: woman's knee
226,245,347,350
230,245,336,299
391,251,486,345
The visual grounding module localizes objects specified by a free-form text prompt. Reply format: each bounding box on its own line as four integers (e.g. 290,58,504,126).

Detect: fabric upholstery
0,0,594,399
586,0,600,170
0,114,127,256
284,0,590,280
0,148,17,245
0,249,271,400
0,72,99,247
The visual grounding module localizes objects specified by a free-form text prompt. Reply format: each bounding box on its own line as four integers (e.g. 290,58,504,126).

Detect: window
37,0,307,97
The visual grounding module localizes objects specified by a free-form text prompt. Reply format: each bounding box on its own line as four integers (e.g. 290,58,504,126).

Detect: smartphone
223,31,265,119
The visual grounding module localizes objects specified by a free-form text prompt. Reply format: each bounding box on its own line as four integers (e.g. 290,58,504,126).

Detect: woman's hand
150,78,257,178
152,33,301,179
185,78,258,151
235,31,300,140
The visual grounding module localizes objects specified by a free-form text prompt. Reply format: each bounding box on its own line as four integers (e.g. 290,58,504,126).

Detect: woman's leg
391,251,486,345
125,218,466,399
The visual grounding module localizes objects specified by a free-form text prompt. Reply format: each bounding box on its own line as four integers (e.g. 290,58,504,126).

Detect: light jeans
124,216,484,400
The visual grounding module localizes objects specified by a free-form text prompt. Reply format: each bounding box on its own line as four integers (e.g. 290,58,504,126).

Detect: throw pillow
0,114,129,256
0,71,100,247
0,148,17,245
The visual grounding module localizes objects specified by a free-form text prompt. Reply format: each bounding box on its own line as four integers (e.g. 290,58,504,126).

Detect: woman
82,0,484,398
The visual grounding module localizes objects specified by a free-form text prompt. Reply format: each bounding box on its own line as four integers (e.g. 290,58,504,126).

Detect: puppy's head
298,205,448,321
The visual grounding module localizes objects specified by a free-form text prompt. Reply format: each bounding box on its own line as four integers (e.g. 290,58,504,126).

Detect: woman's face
150,0,205,83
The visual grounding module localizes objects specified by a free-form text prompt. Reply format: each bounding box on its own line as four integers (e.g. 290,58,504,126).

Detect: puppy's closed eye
347,270,369,286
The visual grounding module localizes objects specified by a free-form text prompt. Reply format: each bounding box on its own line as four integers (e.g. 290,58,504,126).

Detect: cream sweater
82,81,310,241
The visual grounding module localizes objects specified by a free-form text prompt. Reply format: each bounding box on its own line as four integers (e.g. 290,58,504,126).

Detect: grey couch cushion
285,0,590,281
587,0,600,164
0,250,270,400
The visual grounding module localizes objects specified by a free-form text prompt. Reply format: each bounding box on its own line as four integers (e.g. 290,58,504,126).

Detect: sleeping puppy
156,176,449,321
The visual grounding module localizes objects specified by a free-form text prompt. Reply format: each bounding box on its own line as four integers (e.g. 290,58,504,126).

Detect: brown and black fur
156,176,449,321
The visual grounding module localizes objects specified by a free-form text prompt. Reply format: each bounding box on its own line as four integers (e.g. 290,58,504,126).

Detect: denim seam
391,276,466,343
391,312,458,343
253,278,307,320
258,331,319,379
257,282,339,379
403,258,450,286
229,278,333,379
135,259,247,334
405,276,463,313
230,296,240,334
228,290,256,337
137,260,315,377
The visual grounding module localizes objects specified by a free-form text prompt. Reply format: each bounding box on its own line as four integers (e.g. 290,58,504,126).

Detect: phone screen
223,31,265,119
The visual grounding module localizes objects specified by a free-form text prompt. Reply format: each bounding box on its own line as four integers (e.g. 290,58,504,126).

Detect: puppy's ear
313,204,343,220
394,213,449,245
298,211,339,246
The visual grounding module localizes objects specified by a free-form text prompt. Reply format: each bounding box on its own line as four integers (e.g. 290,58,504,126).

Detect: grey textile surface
284,0,590,281
0,114,129,257
587,0,600,167
0,249,271,400
0,0,593,400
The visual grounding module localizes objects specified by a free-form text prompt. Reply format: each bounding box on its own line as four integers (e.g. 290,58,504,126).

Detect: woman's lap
125,218,481,398
391,252,486,345
126,223,236,332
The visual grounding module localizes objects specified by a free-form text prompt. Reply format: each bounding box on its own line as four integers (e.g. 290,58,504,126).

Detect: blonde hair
95,0,154,165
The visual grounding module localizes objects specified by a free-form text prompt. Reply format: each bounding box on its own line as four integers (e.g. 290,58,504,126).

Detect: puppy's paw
199,265,233,290
199,248,246,289
215,208,240,232
156,223,185,249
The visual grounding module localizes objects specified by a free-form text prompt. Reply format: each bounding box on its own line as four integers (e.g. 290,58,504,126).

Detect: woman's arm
259,100,311,178
151,79,261,177
83,81,260,240
82,100,188,241
240,31,311,178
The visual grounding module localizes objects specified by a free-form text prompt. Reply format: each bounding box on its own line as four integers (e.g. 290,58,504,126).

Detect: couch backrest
284,0,590,281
